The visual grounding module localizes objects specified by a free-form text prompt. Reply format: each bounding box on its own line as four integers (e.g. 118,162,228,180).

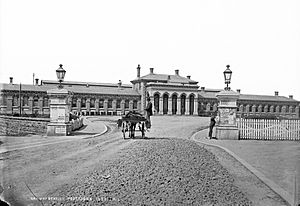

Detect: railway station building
0,65,299,119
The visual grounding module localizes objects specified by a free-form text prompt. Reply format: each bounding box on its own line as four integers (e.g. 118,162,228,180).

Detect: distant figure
208,116,216,139
145,97,153,130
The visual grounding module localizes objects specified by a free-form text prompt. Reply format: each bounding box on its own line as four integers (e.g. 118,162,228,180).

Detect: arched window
189,95,194,115
181,94,186,114
33,96,39,107
172,94,177,115
154,93,160,113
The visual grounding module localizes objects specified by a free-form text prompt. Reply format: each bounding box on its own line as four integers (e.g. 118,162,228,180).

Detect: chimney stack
167,75,171,80
35,78,39,85
118,80,122,88
236,89,241,93
187,75,191,79
175,69,179,75
289,95,293,99
137,64,141,78
275,91,279,96
150,68,154,74
9,77,13,84
201,86,205,91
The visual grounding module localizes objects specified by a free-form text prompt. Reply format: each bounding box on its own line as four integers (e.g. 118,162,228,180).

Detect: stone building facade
0,65,299,119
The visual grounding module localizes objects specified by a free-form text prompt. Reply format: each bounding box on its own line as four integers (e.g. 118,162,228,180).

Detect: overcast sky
0,0,299,100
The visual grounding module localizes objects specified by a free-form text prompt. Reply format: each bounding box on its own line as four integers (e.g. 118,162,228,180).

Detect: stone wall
0,116,49,136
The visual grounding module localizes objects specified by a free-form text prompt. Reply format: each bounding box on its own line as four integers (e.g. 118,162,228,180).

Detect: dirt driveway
0,116,290,205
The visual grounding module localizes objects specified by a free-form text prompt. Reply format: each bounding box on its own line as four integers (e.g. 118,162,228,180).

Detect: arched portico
172,93,178,115
163,93,169,114
189,94,195,115
154,93,160,114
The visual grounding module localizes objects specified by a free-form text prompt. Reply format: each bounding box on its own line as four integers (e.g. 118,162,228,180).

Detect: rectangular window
23,96,29,106
116,100,121,109
13,96,18,106
108,99,113,108
125,100,129,109
133,100,137,109
99,99,104,108
90,99,95,108
33,97,39,107
0,96,6,106
43,97,49,107
81,98,86,108
72,98,77,107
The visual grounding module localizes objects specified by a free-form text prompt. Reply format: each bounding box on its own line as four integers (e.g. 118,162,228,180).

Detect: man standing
208,116,216,139
145,97,153,130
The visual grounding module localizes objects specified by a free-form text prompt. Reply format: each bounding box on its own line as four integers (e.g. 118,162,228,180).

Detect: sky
0,0,299,100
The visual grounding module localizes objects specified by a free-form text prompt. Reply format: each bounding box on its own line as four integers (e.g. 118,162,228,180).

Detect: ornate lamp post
56,64,66,88
47,64,72,136
223,65,232,91
215,65,240,140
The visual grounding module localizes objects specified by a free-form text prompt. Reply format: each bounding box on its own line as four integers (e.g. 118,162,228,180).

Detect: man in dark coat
145,97,153,130
208,116,216,139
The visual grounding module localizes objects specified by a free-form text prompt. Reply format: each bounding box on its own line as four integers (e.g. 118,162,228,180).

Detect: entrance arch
172,94,177,115
154,93,160,114
163,93,168,114
189,94,195,115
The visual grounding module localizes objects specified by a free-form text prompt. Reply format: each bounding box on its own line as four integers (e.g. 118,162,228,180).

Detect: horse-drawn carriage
117,111,147,139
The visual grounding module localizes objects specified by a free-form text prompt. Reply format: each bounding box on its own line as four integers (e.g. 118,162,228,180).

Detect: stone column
215,90,240,140
185,98,190,115
194,99,198,115
159,98,163,115
47,88,72,136
168,98,172,115
177,98,181,115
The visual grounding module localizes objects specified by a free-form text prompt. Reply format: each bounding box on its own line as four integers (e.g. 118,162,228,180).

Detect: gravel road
2,116,289,205
46,138,251,206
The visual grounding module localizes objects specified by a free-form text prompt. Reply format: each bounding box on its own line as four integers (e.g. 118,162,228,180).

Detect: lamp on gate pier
56,64,66,88
223,65,232,91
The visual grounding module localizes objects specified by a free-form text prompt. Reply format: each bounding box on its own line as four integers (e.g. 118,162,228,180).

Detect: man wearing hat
145,97,153,130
